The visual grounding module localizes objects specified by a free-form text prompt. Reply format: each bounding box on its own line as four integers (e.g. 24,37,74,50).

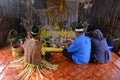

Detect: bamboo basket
12,44,23,56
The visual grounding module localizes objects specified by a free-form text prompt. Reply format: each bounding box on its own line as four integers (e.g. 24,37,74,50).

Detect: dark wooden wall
0,0,19,45
0,0,120,52
89,0,120,36
0,0,21,20
0,0,28,45
88,0,120,52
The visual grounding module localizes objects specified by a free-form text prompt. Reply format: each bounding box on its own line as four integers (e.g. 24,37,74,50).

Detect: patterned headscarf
92,29,104,40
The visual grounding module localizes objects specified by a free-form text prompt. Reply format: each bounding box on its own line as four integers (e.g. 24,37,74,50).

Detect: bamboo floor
0,43,120,80
0,44,120,80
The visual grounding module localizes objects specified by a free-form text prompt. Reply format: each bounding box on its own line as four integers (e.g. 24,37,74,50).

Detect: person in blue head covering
62,23,91,65
90,29,111,64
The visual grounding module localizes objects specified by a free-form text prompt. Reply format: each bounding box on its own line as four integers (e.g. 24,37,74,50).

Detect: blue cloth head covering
31,25,39,35
92,29,104,40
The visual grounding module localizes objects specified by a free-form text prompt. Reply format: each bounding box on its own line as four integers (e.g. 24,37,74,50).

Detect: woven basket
12,44,23,56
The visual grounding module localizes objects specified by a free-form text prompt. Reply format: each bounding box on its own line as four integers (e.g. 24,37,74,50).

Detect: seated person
23,25,51,65
62,23,91,65
90,29,111,64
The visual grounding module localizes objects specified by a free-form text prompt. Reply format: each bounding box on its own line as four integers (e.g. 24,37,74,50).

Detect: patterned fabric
92,29,104,40
91,29,111,63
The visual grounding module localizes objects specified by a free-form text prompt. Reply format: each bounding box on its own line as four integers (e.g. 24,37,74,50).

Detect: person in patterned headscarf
90,29,111,64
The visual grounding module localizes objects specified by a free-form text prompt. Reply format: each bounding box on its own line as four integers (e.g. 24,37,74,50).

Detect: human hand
67,39,73,44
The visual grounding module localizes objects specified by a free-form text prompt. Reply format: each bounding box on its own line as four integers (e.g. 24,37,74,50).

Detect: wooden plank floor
51,53,120,80
0,45,120,80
